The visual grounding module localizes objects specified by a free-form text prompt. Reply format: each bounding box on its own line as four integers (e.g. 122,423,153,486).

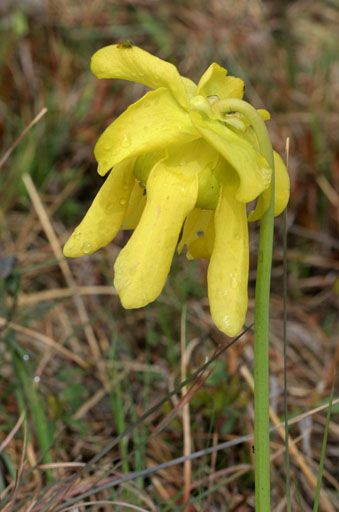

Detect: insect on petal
91,44,192,109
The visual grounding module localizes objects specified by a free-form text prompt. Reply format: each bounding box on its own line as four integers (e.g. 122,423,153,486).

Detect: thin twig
22,173,101,360
17,286,117,307
3,418,28,512
0,317,87,368
180,304,192,507
0,412,26,455
0,108,47,169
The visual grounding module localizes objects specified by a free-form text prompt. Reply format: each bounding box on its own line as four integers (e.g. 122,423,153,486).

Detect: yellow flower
63,44,290,336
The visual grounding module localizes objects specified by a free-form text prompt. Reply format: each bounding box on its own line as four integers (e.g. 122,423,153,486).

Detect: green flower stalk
63,44,290,339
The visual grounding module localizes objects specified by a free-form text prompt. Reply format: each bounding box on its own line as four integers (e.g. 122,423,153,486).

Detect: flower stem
214,99,275,511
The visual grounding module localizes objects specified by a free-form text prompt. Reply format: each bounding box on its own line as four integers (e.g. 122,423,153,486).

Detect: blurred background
0,1,338,510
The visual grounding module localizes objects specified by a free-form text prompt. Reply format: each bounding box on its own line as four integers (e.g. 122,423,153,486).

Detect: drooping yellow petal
208,172,249,337
197,63,244,101
248,151,290,221
63,159,135,258
178,209,214,260
91,44,191,109
114,161,199,308
190,110,271,202
122,181,146,229
95,88,198,176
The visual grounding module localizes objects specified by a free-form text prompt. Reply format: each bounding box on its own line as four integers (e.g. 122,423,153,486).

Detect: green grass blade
313,385,335,512
12,347,53,483
108,342,129,474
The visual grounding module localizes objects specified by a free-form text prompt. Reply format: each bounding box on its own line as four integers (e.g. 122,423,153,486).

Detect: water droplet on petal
221,315,231,329
196,230,204,238
104,144,111,151
230,273,239,289
119,199,127,206
82,242,92,254
121,134,131,148
73,232,81,240
105,202,115,213
234,233,240,240
261,167,271,186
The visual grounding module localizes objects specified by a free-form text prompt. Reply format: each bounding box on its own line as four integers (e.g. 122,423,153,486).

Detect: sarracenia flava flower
63,44,289,336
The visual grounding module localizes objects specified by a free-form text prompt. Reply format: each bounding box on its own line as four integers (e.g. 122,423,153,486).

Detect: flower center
189,95,216,117
190,95,247,133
